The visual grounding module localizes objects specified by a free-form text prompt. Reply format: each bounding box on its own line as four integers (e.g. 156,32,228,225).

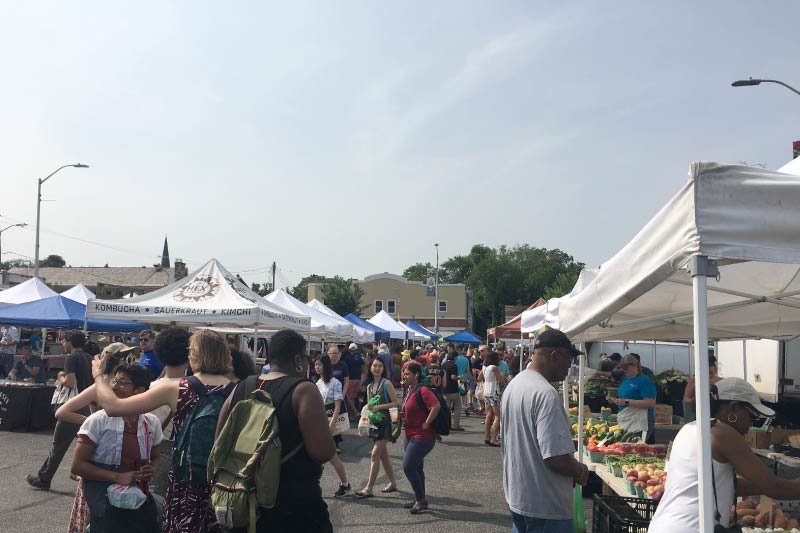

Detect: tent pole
690,255,716,533
577,352,585,466
83,315,88,334
653,340,657,374
253,323,259,364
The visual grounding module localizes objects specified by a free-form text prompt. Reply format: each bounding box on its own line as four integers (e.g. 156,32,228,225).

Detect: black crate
591,494,659,533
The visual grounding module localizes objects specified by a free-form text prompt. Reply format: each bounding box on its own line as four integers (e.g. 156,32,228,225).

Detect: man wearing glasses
137,330,163,381
501,327,588,533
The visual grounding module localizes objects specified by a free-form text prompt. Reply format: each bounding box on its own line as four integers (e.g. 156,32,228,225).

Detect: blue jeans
403,437,435,501
511,512,573,533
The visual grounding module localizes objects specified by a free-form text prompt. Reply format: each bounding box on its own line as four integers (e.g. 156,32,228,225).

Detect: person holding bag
313,355,352,497
355,357,398,498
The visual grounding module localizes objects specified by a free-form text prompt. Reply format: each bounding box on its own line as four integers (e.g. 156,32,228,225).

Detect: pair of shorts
485,393,501,406
345,378,362,400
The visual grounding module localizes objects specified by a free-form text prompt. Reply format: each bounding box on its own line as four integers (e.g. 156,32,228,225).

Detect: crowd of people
17,327,528,532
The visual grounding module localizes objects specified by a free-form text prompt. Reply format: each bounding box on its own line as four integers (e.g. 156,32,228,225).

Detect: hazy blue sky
1,2,798,290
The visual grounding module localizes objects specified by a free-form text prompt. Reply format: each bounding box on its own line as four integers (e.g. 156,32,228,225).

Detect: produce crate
623,479,636,495
591,494,659,533
589,451,606,463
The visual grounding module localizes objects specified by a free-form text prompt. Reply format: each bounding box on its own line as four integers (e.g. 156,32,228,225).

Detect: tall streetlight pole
0,222,28,270
34,164,89,278
731,78,800,97
434,243,439,333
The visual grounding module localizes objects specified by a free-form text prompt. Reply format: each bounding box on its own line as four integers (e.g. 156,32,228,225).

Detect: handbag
711,448,742,532
51,381,77,410
322,380,350,436
358,405,372,437
475,382,485,402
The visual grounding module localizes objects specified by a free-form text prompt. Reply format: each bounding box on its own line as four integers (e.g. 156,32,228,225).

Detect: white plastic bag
107,483,147,510
358,405,372,437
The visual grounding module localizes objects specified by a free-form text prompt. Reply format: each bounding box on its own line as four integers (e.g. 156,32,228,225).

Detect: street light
34,164,89,277
434,243,439,333
731,78,800,97
0,221,28,270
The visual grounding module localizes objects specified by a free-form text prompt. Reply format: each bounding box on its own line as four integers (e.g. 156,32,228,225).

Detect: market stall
306,299,374,343
265,289,352,340
0,381,56,431
524,162,800,530
343,313,390,342
0,277,57,308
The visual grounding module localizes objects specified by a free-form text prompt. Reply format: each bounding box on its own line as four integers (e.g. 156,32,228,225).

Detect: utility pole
434,243,439,333
271,261,276,292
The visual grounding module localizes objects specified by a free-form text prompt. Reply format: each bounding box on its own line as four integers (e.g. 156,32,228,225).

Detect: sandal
355,487,374,498
381,483,397,493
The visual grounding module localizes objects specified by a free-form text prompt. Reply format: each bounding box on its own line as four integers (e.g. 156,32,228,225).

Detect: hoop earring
296,365,304,374
727,412,738,424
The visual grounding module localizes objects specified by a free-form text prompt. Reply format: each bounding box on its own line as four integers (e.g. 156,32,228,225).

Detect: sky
1,1,798,291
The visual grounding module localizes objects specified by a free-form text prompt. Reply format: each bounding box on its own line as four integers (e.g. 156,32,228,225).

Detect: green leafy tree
1,258,34,270
402,262,433,282
543,269,582,300
321,276,365,316
40,254,66,267
250,282,273,297
289,274,327,303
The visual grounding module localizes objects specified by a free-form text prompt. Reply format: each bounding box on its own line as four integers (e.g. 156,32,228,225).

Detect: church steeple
161,237,170,268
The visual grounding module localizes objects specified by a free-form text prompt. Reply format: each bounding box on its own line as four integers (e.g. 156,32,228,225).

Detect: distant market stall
444,329,482,345
343,313,390,342
0,277,57,307
86,258,310,331
0,295,144,332
307,299,374,343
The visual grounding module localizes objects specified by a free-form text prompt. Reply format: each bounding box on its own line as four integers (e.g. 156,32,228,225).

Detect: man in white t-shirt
501,327,589,533
0,324,19,377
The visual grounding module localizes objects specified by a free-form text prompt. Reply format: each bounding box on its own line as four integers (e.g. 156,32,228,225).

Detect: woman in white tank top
648,378,800,532
477,350,505,447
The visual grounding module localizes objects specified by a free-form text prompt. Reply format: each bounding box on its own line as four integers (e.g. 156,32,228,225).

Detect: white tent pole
691,255,716,533
253,323,259,364
83,315,88,334
653,340,657,374
577,352,585,465
742,340,747,380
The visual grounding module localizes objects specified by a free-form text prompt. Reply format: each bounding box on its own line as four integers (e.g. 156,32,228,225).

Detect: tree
0,258,34,270
40,254,66,267
543,269,582,300
402,262,432,283
250,282,273,296
321,276,365,316
289,274,327,303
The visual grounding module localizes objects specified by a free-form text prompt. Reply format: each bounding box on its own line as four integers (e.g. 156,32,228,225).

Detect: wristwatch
625,400,630,406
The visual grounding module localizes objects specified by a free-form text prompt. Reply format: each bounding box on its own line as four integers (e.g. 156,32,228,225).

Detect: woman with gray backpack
213,329,336,533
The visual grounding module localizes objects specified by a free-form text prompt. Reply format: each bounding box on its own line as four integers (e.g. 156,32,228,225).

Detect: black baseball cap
534,327,582,357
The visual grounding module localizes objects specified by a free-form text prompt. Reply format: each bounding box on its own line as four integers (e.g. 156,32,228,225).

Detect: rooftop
9,266,175,288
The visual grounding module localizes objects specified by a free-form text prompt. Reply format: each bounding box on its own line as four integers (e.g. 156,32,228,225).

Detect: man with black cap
501,327,589,532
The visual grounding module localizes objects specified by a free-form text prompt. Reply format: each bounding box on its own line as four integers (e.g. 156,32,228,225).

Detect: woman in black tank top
217,330,336,533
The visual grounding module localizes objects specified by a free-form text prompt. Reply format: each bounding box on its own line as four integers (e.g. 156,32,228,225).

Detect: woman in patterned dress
93,330,234,532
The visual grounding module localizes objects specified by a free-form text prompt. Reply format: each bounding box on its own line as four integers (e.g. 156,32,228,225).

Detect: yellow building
308,273,471,336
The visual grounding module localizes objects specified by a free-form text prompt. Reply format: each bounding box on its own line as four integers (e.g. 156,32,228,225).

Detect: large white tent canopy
307,299,374,343
60,284,96,305
522,163,800,342
86,259,310,330
0,277,58,307
265,289,354,339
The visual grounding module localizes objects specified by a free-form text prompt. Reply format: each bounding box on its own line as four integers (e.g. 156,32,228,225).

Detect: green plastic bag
573,484,586,533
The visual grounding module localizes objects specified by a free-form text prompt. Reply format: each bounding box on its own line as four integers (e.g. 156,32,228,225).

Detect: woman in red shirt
400,362,441,514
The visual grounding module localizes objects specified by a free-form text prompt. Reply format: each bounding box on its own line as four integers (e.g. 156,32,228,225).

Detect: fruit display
572,420,642,446
737,498,800,531
621,459,667,501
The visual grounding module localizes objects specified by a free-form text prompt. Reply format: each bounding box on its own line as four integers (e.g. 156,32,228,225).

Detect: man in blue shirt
9,344,46,383
136,330,163,381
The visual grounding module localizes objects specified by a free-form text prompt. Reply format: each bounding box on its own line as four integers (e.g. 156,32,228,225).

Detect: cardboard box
745,429,771,449
654,404,673,425
769,428,800,446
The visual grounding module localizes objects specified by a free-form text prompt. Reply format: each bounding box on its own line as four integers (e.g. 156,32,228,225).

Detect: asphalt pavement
0,411,512,532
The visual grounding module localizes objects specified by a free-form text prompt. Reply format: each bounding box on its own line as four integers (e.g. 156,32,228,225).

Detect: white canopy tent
779,157,800,176
0,277,58,307
368,310,414,340
522,162,800,531
86,259,310,331
307,299,374,343
60,284,96,305
265,289,354,340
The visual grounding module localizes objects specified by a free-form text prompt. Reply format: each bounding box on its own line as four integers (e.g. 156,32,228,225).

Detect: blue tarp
443,329,483,345
405,320,439,341
344,313,391,342
0,296,146,332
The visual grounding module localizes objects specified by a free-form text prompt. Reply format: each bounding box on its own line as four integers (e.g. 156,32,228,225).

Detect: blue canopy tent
443,329,482,345
405,320,439,341
0,296,145,332
344,313,391,342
